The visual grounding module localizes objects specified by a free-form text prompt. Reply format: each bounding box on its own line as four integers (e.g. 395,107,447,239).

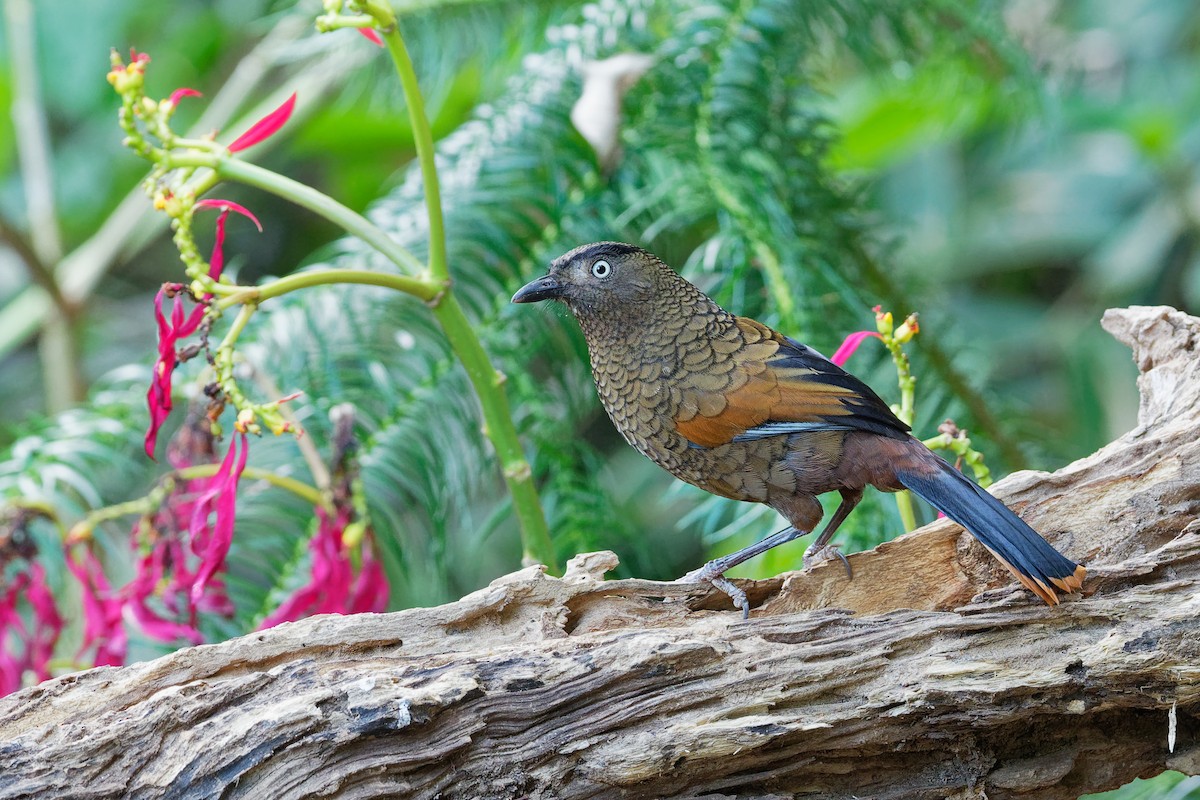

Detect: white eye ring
591,259,612,279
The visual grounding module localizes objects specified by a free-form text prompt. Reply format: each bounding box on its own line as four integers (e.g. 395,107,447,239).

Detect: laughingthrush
513,242,1085,615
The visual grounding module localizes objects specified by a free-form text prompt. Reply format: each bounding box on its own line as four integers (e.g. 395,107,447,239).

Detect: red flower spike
348,539,389,614
0,580,23,695
227,93,296,153
195,199,263,232
167,87,202,107
24,564,62,682
358,28,384,47
829,330,882,367
143,203,263,458
188,433,249,606
126,550,203,645
65,548,127,667
0,563,63,695
145,287,181,459
258,509,388,629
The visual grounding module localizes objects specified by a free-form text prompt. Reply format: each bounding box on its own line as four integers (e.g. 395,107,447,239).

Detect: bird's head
511,242,664,317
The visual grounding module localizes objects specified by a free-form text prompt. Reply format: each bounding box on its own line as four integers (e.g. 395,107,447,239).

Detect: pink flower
144,203,260,459
124,433,248,644
188,432,249,606
358,28,384,47
0,583,22,696
228,93,296,153
166,87,202,108
829,330,882,367
0,564,63,695
348,540,388,614
125,545,204,645
258,509,388,628
65,547,127,667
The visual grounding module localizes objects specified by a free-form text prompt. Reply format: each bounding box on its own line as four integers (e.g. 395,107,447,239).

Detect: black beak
511,274,562,304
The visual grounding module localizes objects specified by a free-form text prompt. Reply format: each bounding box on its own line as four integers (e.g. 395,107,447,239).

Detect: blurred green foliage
0,0,1196,794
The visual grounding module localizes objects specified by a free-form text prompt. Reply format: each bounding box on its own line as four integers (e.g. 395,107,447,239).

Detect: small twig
248,363,331,492
0,216,70,317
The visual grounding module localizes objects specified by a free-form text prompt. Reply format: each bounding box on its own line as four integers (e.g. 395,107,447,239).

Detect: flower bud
343,520,366,549
67,521,95,544
235,408,257,434
874,306,893,335
893,313,920,344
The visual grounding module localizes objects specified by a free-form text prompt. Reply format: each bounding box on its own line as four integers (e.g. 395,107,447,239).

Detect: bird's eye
591,259,612,279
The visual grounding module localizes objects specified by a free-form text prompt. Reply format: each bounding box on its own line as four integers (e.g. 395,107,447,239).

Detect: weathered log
1,305,1198,799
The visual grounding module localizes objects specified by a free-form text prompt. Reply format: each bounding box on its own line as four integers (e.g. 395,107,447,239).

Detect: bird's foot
803,544,852,579
674,564,750,619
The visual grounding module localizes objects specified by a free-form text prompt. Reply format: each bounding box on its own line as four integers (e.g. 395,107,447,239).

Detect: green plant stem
369,3,554,569
215,268,438,309
179,465,324,506
431,295,556,568
166,153,427,277
215,303,257,412
884,332,919,532
81,465,323,532
165,38,556,566
373,4,448,281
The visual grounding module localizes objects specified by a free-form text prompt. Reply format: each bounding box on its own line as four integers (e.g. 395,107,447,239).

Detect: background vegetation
0,0,1196,795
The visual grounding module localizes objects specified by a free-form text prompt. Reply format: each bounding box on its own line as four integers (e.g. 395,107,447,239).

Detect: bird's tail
895,455,1085,605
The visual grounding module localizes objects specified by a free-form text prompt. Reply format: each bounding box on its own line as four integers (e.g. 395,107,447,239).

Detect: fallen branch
1,306,1198,799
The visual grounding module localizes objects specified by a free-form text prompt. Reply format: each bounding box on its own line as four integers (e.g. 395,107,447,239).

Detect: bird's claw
710,576,749,619
803,544,852,579
674,567,750,618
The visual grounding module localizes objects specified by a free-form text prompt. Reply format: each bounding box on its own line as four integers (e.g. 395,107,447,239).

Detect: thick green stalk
366,3,555,568
432,295,555,567
372,4,448,281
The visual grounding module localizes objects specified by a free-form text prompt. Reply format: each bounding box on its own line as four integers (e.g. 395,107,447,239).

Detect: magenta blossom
65,546,128,667
124,432,248,644
188,432,249,606
144,203,261,459
125,544,204,645
347,540,388,614
166,87,202,108
228,93,296,153
358,28,384,47
259,509,388,629
829,330,882,367
1,563,63,696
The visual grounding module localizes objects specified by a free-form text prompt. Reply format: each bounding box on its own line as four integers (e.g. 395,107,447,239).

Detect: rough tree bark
1,306,1198,800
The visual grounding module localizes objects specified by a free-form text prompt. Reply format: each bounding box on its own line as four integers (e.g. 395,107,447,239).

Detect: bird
512,242,1085,616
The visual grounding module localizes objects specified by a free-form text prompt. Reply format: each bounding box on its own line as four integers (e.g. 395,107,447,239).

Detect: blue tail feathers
895,456,1085,604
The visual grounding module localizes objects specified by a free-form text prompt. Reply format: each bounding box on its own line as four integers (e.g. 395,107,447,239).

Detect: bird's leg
802,488,863,578
676,526,809,618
